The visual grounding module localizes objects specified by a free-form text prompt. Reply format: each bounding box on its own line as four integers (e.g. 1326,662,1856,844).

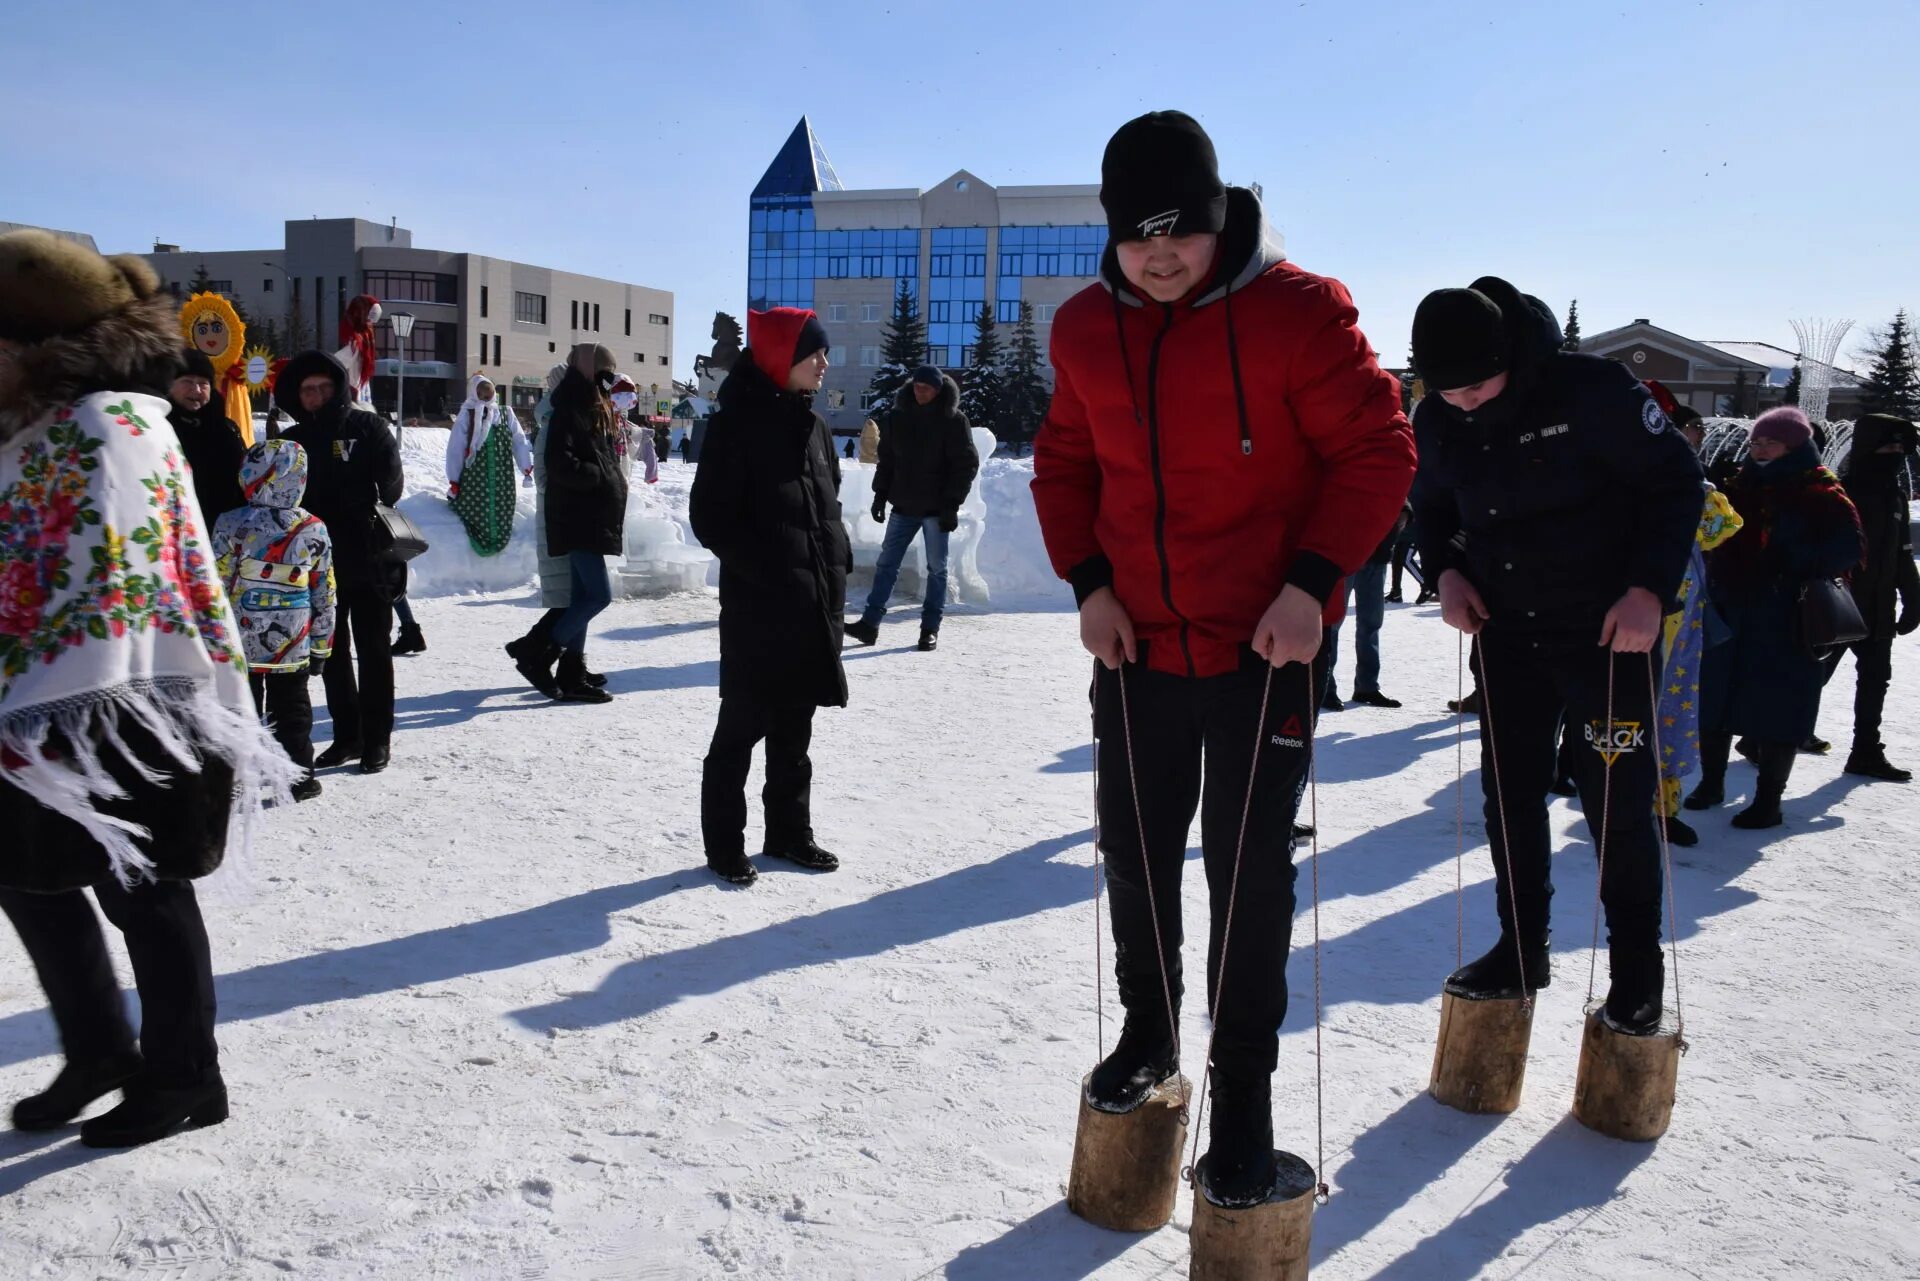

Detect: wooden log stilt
1572,1003,1681,1141
1066,1072,1190,1232
1189,1150,1317,1281
1429,987,1534,1114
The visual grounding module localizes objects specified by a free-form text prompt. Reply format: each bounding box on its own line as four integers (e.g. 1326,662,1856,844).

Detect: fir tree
865,280,925,414
1561,300,1582,352
1001,301,1049,447
1399,345,1419,413
960,304,1006,434
1860,309,1920,419
1782,363,1802,407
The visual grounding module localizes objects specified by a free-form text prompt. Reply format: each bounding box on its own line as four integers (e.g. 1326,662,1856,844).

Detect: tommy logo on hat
1137,209,1182,238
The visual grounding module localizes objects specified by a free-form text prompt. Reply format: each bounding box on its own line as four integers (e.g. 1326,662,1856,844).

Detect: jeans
392,595,417,629
701,696,817,857
1094,648,1314,1078
322,588,395,750
552,551,613,653
1325,561,1389,694
0,877,219,1087
861,514,950,632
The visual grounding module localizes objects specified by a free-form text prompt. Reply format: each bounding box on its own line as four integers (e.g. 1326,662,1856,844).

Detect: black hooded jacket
690,353,850,709
1840,413,1920,638
543,367,630,558
1411,277,1705,637
877,375,979,520
276,350,404,593
168,398,247,529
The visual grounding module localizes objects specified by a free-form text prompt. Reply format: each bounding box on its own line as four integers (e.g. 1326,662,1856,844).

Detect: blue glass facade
925,227,987,367
995,225,1106,324
748,201,920,315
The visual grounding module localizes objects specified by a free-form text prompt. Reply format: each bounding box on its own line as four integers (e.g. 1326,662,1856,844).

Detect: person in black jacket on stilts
690,308,849,887
1411,277,1705,1034
277,351,404,775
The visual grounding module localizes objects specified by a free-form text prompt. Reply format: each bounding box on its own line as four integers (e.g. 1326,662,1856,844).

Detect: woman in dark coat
689,307,849,886
0,231,299,1148
1823,413,1918,780
1689,408,1865,828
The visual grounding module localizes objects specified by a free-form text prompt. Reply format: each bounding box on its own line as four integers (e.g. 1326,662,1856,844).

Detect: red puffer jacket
1032,188,1416,678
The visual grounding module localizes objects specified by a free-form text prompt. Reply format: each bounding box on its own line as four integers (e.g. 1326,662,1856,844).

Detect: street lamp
390,312,416,448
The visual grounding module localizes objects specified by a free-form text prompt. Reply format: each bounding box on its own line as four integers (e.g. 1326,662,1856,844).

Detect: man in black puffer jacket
277,351,404,775
690,308,850,887
1412,276,1704,1035
845,365,979,652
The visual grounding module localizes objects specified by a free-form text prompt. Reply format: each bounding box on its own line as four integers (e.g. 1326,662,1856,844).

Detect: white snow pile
392,425,1069,610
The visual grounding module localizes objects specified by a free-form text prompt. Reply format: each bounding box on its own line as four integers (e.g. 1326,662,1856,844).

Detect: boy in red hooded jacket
1033,111,1414,1207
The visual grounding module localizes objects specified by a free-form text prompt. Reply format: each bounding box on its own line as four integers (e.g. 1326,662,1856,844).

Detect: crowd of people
0,107,1910,1214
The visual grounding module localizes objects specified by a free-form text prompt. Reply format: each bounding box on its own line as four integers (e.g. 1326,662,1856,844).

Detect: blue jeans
552,551,612,653
1325,561,1388,694
392,595,416,629
861,514,950,632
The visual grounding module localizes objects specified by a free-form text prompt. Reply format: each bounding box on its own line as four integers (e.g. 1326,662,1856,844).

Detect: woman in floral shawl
0,230,299,1148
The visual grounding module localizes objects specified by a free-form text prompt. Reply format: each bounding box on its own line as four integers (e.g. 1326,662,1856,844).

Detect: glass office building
747,118,1106,427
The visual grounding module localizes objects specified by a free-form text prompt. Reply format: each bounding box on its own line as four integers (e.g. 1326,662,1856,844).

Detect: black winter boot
765,840,839,872
916,629,938,652
706,851,758,886
557,652,613,704
80,1078,227,1148
1686,733,1732,810
510,637,563,699
1445,932,1551,998
11,1049,144,1131
314,740,362,769
391,623,427,656
1662,815,1699,847
1603,947,1665,1035
1447,689,1483,715
844,619,879,647
1845,745,1912,782
1198,1072,1277,1208
1085,1018,1177,1113
1732,740,1794,829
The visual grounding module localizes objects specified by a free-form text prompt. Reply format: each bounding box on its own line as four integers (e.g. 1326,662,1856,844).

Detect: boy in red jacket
1032,111,1414,1206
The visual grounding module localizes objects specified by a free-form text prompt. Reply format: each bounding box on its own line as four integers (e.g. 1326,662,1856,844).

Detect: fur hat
0,230,165,345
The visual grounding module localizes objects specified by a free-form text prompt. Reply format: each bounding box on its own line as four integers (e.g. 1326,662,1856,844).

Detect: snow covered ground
2,482,1918,1277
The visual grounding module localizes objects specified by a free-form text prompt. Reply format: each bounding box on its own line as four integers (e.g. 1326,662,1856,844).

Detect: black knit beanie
1412,287,1509,392
911,364,943,388
1100,111,1229,243
791,313,830,367
179,348,217,383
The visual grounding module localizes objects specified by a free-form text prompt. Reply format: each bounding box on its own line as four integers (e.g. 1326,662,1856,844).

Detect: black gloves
871,496,887,524
938,510,959,534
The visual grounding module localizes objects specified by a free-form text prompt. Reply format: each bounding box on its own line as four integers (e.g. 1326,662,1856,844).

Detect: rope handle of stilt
1090,662,1105,1063
1115,663,1189,1121
1473,637,1537,1014
1645,655,1690,1053
1587,658,1618,1006
1307,662,1330,1206
1455,632,1466,969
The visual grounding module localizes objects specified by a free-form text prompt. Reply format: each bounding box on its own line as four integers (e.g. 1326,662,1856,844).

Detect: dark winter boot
1198,1072,1277,1209
1352,689,1403,709
1291,822,1315,841
1685,733,1731,810
916,629,938,653
1800,735,1831,756
1732,740,1794,829
391,623,427,656
1844,745,1912,782
314,740,362,769
1662,815,1699,848
706,851,758,886
510,638,562,699
580,656,609,689
844,619,879,647
79,1078,227,1149
11,1049,143,1131
1321,685,1344,713
1444,932,1551,998
765,840,839,872
1447,689,1483,716
1085,1018,1178,1114
557,652,613,704
1603,947,1665,1035
292,774,323,802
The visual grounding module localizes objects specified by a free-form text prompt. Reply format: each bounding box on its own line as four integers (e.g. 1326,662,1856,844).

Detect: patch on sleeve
1642,399,1671,435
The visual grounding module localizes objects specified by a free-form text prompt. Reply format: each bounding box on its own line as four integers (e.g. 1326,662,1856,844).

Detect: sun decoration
178,291,256,445
242,345,278,390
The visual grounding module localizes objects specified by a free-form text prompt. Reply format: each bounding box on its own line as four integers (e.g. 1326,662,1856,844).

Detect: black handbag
370,503,429,563
1797,576,1868,655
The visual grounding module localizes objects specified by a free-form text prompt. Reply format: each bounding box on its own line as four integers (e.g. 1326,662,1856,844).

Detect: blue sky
6,0,1914,377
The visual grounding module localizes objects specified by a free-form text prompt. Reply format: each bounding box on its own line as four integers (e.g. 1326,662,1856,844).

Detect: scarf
0,391,300,882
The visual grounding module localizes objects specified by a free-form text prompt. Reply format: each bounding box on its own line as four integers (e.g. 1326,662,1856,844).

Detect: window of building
930,255,951,278
828,257,849,279
827,390,846,410
649,313,669,326
928,301,950,323
625,309,632,336
262,277,274,293
548,341,556,352
635,352,645,363
996,300,1021,325
492,335,500,364
859,346,881,367
375,319,458,364
480,286,489,318
862,255,883,277
514,291,547,325
1035,303,1059,324
861,303,881,323
827,304,846,323
363,270,459,304
570,300,579,330
593,303,601,332
476,333,486,365
658,355,668,366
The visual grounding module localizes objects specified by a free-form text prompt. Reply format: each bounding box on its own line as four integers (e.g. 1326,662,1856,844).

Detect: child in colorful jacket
211,439,335,798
